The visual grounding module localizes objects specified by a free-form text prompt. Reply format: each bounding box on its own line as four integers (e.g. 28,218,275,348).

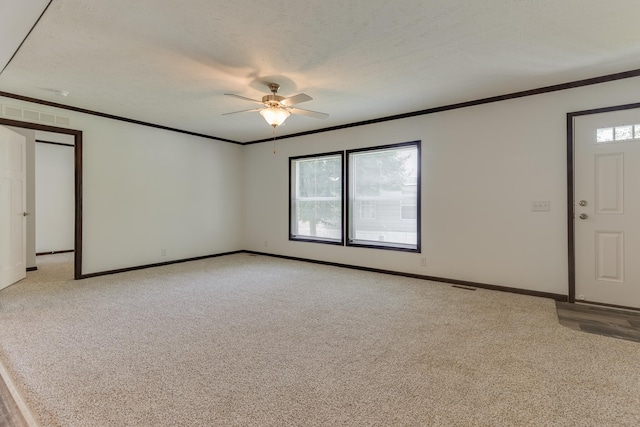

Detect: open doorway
34,131,75,256
0,117,82,279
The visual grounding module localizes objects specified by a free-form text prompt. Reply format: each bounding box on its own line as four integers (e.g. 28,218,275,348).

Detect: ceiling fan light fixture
260,106,290,127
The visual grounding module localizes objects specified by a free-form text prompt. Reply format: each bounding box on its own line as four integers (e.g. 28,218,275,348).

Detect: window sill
290,236,344,246
347,239,419,253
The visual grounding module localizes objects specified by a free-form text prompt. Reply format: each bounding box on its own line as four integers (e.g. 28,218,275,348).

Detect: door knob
23,212,30,216
578,200,588,207
579,213,588,220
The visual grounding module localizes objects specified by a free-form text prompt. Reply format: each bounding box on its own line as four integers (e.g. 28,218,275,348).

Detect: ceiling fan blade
289,107,329,119
281,93,312,107
222,108,262,116
224,94,263,104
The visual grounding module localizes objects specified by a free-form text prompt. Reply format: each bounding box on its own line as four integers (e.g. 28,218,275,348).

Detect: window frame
346,141,421,253
289,150,345,245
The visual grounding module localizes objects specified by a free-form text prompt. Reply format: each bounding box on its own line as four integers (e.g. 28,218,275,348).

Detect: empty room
1,1,639,426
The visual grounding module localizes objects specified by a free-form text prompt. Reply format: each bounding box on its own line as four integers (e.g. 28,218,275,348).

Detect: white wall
243,76,640,296
81,116,244,274
35,134,75,253
3,76,639,289
1,96,245,275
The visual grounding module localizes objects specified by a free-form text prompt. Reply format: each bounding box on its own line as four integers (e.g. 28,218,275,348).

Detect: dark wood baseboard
75,249,567,301
79,250,245,279
26,267,37,272
244,251,568,302
36,250,74,256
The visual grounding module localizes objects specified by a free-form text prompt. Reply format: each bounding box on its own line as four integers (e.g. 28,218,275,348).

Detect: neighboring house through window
347,141,421,252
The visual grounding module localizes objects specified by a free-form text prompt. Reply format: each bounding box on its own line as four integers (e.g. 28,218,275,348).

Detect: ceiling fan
223,83,329,128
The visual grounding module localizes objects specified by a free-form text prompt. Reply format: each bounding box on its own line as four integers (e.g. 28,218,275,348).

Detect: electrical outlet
264,241,268,247
420,257,427,267
161,248,167,256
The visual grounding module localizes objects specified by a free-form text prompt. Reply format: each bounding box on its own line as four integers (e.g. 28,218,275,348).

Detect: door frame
0,118,83,280
566,101,640,306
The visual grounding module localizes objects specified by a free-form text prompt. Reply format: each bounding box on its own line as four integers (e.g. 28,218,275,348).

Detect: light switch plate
531,200,550,212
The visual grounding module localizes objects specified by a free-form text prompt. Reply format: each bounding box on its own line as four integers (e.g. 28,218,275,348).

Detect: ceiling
2,0,640,144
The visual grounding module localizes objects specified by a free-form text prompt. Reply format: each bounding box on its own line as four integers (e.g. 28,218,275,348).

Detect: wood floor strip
0,374,28,427
0,361,37,427
556,301,640,343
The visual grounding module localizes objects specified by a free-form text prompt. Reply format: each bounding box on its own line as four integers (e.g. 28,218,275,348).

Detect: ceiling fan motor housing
262,83,286,107
262,94,285,107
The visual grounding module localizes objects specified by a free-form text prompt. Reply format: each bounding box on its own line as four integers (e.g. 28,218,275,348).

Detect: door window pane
596,127,614,143
615,125,633,141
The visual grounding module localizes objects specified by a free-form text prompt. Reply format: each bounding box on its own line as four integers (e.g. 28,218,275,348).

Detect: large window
289,152,343,244
347,141,420,252
289,141,421,252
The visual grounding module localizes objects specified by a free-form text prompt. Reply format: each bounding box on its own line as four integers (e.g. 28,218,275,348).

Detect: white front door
0,125,27,290
574,109,640,309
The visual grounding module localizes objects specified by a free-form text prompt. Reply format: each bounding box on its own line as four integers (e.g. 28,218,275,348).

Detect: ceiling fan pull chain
273,127,277,154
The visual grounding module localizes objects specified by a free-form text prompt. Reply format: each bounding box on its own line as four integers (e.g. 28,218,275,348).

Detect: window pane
614,125,633,141
596,127,614,143
290,153,343,243
348,143,420,251
635,124,640,139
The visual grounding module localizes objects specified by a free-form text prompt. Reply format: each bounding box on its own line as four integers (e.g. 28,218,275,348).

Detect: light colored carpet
0,253,639,426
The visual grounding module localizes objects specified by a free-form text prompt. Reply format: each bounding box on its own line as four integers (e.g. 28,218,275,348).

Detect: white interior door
0,125,27,290
574,109,640,309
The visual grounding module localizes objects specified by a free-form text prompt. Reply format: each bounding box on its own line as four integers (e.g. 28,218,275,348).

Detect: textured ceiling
1,0,640,143
0,0,49,72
